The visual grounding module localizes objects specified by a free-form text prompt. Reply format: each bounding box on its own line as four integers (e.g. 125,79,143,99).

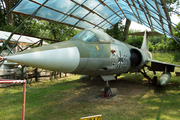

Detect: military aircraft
1,28,180,97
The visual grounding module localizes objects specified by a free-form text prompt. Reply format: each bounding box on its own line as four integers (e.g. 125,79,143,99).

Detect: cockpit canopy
72,28,113,43
73,30,98,42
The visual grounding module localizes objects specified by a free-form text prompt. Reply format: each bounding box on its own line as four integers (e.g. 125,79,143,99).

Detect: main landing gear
139,65,157,86
102,81,112,98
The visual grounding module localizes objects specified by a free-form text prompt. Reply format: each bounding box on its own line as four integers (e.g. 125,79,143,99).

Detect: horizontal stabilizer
147,59,180,72
128,32,162,36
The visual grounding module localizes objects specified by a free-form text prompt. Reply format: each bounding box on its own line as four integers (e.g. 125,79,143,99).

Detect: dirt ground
55,75,180,119
68,76,152,102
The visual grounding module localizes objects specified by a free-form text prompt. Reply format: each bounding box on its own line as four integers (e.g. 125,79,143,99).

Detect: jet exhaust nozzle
158,72,171,86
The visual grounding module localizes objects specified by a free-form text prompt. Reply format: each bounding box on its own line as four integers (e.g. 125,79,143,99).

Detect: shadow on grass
140,86,180,120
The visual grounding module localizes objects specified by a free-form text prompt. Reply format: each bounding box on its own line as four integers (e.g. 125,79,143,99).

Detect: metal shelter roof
11,0,180,41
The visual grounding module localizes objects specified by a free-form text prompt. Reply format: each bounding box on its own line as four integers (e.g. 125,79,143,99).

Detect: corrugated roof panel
84,13,104,24
36,7,64,21
110,17,121,25
11,0,179,41
76,21,94,28
63,17,79,25
46,0,76,14
13,1,39,14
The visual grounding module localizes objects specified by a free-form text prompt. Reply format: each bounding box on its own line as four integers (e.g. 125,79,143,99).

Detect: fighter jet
1,28,179,97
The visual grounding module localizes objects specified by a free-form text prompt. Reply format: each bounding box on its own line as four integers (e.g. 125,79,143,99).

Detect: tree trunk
0,0,6,26
123,19,131,41
4,0,15,26
114,22,119,39
52,29,57,39
0,3,3,27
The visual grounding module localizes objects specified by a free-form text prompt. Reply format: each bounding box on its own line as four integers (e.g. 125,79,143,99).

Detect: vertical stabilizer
141,30,148,50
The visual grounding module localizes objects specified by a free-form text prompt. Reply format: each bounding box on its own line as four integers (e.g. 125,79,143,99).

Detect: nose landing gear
102,81,112,98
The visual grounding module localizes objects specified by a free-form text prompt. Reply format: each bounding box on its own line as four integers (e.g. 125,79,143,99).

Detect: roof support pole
70,0,113,26
56,0,89,41
0,33,13,53
130,0,142,24
3,0,49,56
143,1,174,30
63,0,106,41
141,0,154,30
144,0,173,35
154,0,166,36
159,0,173,35
137,0,153,30
125,0,140,23
98,0,123,19
123,0,177,37
114,0,127,18
94,9,122,28
21,65,25,80
123,0,172,32
30,0,104,30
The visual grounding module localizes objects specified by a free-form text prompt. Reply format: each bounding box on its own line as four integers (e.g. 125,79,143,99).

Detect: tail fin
128,31,162,50
141,30,148,50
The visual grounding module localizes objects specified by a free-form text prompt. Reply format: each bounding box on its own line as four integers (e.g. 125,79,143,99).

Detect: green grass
0,75,83,120
152,51,180,65
0,73,180,120
0,51,180,120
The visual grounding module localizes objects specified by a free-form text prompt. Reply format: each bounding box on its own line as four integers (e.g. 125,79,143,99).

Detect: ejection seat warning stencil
80,115,102,120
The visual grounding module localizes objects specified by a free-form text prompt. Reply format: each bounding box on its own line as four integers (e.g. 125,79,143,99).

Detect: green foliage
152,51,180,65
126,35,143,48
106,20,125,41
126,24,180,52
166,22,180,50
1,14,79,44
0,1,80,45
148,41,154,51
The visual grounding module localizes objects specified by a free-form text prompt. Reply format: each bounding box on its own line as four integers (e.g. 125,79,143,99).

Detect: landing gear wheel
102,87,112,98
152,76,157,86
115,76,117,80
102,81,112,98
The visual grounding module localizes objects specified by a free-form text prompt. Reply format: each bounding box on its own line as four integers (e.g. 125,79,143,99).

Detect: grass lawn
0,73,180,120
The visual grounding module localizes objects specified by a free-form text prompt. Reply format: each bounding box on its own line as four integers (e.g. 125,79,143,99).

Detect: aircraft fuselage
5,28,152,77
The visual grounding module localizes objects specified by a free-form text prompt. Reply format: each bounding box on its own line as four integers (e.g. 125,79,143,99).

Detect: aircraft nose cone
6,47,80,73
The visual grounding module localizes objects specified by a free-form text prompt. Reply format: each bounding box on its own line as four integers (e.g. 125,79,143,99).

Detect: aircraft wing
147,59,180,72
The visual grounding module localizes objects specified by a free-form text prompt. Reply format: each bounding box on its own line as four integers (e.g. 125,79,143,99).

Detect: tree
106,20,125,41
0,0,80,43
167,21,180,50
126,35,143,48
165,0,180,12
3,0,15,26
